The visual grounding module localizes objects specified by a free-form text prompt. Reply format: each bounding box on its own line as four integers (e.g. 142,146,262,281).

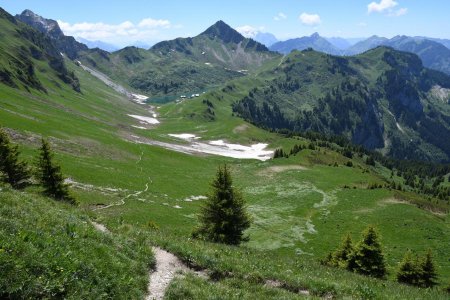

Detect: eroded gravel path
146,247,190,300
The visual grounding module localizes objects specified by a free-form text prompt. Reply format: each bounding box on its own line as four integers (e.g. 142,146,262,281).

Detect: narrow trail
90,222,206,300
93,179,151,211
146,247,191,300
93,148,151,211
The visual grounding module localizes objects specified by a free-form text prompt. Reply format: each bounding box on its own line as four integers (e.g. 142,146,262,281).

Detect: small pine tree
273,148,286,159
333,233,354,268
396,250,421,286
365,156,375,166
419,249,438,288
37,138,76,204
0,128,30,188
348,226,387,278
193,165,251,245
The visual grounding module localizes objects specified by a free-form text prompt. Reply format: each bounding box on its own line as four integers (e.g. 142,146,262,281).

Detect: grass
0,186,153,299
109,224,449,299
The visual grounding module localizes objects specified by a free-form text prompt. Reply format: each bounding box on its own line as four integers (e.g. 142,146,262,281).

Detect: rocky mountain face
233,47,450,162
0,8,79,92
16,9,88,59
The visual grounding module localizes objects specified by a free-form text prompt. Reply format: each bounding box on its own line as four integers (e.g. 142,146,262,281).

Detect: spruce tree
0,128,30,188
419,249,438,288
348,226,387,278
396,250,421,286
333,233,354,268
193,165,251,245
37,138,76,204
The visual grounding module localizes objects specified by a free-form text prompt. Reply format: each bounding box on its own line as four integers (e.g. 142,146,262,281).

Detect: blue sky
2,0,449,47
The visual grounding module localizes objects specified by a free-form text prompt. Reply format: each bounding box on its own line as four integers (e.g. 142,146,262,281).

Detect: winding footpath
90,222,205,299
146,247,190,300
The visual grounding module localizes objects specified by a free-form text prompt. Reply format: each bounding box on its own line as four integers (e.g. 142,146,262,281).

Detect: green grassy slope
0,186,153,299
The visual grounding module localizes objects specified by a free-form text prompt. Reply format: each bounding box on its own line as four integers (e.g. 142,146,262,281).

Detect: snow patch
132,125,147,130
132,135,273,161
184,195,207,202
396,122,405,134
131,93,149,104
169,133,200,140
128,114,160,125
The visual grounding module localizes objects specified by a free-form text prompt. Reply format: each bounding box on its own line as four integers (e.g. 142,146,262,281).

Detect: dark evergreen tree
396,250,421,286
193,165,250,245
419,249,438,288
348,226,387,278
0,128,30,188
37,139,76,204
365,156,376,166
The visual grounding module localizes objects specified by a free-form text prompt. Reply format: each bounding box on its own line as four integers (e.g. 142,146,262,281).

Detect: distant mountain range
76,37,120,52
253,32,278,47
346,35,450,75
79,20,279,99
13,10,279,98
268,33,450,75
270,33,342,55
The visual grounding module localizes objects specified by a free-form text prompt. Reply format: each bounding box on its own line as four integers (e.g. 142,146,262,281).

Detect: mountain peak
200,20,245,44
21,9,38,17
311,32,321,39
16,9,64,39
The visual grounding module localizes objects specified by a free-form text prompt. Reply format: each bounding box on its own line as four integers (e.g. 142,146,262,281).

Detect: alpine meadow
0,1,449,299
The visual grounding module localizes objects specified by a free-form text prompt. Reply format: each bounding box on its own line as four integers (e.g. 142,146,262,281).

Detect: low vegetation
0,187,153,299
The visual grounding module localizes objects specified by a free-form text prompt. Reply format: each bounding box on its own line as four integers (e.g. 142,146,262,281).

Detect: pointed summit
16,9,64,39
311,32,321,39
15,9,88,59
200,20,245,44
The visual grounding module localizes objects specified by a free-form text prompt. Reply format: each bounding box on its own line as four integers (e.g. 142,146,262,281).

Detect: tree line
271,129,450,202
323,226,438,288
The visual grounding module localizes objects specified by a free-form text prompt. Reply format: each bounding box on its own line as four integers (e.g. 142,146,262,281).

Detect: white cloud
274,12,287,21
236,25,265,38
57,18,172,46
138,18,171,28
368,0,398,13
367,0,407,17
358,22,368,27
299,13,321,26
389,7,408,16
